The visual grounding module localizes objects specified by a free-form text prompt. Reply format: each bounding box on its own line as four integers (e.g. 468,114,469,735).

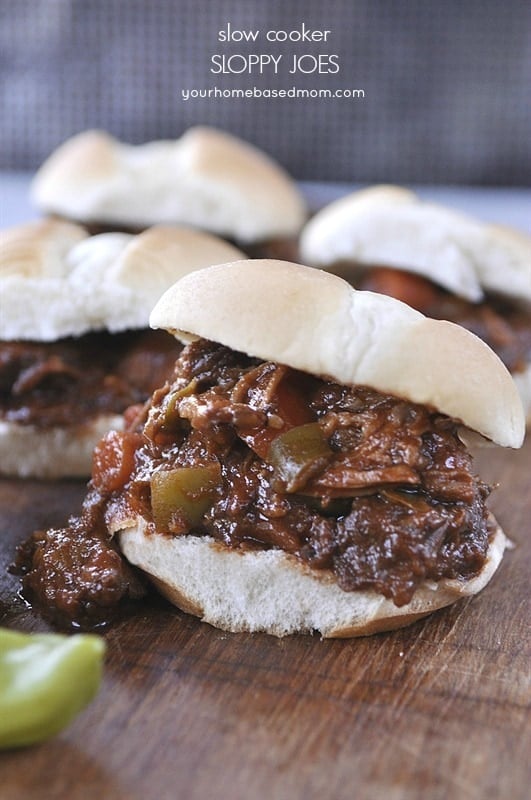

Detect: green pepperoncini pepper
0,628,105,749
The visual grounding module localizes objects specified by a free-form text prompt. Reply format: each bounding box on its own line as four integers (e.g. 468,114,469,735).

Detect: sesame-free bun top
31,128,307,243
150,259,525,449
300,185,531,304
0,220,244,340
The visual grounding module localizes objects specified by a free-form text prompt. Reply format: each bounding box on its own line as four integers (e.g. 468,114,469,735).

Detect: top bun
31,127,307,243
150,259,525,449
0,220,244,340
300,185,531,304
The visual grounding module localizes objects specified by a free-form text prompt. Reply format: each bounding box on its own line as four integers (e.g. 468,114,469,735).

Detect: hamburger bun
150,259,524,448
0,220,244,340
299,186,531,422
0,416,123,480
108,260,524,637
0,222,245,478
299,185,531,304
118,517,507,638
31,128,307,244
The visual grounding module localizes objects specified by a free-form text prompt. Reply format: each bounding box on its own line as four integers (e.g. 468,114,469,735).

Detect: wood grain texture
0,440,530,800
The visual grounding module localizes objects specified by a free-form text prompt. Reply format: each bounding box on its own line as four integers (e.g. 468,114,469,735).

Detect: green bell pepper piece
151,464,221,529
267,422,333,493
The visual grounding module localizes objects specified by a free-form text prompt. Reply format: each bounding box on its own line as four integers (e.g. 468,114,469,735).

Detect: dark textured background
0,0,530,185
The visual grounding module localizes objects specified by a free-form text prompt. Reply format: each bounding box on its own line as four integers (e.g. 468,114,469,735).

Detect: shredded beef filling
0,329,181,428
17,491,146,626
19,338,494,624
356,266,531,373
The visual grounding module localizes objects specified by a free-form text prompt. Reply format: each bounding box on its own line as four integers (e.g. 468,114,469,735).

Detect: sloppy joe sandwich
22,260,524,635
0,220,243,478
30,127,306,256
300,186,531,422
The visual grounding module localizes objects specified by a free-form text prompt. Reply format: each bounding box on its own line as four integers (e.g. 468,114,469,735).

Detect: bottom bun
513,362,531,424
0,416,124,479
117,517,507,638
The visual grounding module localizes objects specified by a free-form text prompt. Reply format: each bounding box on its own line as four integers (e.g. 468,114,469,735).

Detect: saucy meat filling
0,329,181,428
356,266,531,373
20,338,494,624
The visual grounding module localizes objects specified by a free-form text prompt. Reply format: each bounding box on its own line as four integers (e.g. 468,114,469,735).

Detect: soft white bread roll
31,127,307,243
150,260,525,448
0,222,244,477
299,186,531,421
0,220,245,340
108,260,524,636
117,519,507,638
299,185,531,305
0,416,123,479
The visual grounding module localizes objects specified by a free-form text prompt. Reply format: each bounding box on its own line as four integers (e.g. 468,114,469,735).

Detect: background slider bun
31,127,307,244
0,221,244,478
299,185,531,422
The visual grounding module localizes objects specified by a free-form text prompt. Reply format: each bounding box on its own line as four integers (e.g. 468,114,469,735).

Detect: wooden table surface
0,437,529,800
